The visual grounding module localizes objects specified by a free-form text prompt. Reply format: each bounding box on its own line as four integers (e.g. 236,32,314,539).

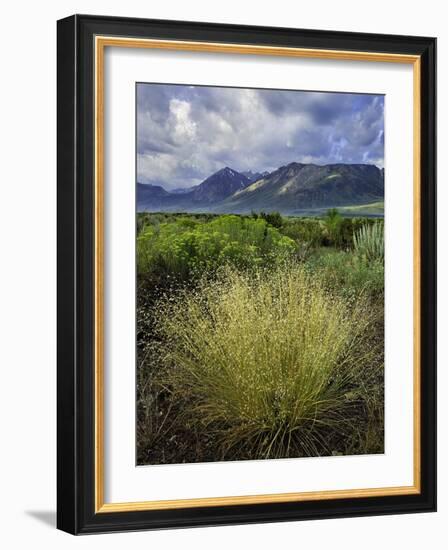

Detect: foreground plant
353,222,384,263
152,262,383,460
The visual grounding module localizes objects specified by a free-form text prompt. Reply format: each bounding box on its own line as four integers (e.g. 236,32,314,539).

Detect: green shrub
280,218,325,248
258,211,284,228
280,214,375,250
137,215,296,280
305,248,384,299
154,263,382,459
353,222,384,263
323,208,344,246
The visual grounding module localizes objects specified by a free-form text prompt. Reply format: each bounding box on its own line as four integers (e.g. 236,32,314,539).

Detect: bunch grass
153,262,382,459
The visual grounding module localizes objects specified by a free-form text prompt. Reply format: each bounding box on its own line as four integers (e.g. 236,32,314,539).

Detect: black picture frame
57,14,436,535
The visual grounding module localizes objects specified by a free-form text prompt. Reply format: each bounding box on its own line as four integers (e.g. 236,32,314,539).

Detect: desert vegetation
136,211,384,464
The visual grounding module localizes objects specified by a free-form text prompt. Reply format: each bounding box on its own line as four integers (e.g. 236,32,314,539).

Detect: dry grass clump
152,262,382,459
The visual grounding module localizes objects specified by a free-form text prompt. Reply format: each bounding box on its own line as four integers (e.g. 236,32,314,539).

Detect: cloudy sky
137,83,384,190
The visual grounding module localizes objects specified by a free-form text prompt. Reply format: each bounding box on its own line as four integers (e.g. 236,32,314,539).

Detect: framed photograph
57,14,436,534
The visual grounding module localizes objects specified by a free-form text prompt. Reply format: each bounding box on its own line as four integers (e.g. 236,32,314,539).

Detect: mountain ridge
189,167,251,203
137,162,384,215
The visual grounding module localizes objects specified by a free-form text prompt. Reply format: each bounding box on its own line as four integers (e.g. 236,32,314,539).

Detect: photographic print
57,16,436,533
136,83,385,466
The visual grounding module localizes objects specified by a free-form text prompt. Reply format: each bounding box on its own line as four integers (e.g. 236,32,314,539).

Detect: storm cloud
137,83,384,190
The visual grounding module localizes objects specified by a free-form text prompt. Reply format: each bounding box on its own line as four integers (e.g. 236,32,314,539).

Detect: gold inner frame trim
94,35,422,513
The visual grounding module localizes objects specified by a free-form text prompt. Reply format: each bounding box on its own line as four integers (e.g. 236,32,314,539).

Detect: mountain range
137,163,384,215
